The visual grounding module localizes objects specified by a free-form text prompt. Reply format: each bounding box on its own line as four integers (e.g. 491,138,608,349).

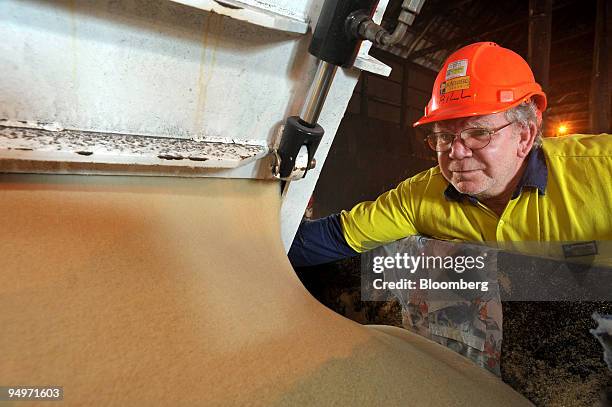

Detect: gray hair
504,100,542,149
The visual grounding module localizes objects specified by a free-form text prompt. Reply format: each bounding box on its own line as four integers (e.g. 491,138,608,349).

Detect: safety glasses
424,121,515,152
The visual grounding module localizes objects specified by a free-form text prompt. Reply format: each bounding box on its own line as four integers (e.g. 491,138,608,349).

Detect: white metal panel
0,0,313,146
0,0,392,249
169,0,309,33
238,0,310,21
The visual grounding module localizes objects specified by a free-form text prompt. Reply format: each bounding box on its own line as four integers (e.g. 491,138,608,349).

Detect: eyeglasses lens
461,128,490,149
427,129,491,152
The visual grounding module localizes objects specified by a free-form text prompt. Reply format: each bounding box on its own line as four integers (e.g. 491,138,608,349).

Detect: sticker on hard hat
440,77,470,94
445,59,468,80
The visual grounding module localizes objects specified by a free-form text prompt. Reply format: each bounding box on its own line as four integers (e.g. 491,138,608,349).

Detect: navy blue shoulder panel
288,213,358,267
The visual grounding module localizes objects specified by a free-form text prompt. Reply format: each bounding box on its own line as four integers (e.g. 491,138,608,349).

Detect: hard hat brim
413,93,546,127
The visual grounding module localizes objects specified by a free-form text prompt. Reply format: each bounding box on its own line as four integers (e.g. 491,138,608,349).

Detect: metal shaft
301,61,338,126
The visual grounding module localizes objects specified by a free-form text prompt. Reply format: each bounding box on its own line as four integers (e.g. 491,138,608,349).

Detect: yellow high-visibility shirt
340,134,612,261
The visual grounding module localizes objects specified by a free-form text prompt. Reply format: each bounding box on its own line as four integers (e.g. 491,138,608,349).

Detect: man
289,41,612,267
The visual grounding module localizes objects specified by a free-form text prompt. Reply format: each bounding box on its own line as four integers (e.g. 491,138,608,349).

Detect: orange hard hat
413,42,547,127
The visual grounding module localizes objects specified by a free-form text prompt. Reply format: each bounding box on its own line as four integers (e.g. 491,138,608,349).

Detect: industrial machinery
0,1,530,405
0,0,426,248
273,0,423,182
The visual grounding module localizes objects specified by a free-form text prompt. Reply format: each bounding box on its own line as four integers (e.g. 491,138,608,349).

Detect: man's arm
289,178,420,267
341,178,419,252
288,213,358,267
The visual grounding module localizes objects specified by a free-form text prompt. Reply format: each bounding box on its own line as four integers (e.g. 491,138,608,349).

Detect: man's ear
517,121,537,158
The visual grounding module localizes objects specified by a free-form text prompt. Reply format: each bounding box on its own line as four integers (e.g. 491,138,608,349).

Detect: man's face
434,112,525,199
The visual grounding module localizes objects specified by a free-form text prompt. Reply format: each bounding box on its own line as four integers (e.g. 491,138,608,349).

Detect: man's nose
447,136,472,159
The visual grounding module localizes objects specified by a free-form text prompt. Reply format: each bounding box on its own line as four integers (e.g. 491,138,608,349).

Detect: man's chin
453,181,486,196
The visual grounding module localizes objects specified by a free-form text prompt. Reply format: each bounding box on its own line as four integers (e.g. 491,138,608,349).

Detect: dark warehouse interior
298,0,612,405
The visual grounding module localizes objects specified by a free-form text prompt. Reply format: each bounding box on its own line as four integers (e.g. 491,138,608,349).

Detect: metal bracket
272,145,316,181
0,125,268,176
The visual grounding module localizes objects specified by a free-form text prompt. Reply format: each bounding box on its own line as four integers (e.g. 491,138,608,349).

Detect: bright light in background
557,124,569,135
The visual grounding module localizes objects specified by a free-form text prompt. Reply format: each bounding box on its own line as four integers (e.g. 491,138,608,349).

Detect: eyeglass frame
423,121,516,152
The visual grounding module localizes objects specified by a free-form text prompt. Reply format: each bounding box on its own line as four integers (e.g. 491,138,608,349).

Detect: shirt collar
443,147,548,204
